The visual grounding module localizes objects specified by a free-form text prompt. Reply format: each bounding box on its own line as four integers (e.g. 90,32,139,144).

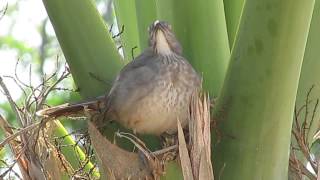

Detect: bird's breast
117,60,200,135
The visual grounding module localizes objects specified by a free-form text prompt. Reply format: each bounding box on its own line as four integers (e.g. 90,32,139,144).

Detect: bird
37,20,201,136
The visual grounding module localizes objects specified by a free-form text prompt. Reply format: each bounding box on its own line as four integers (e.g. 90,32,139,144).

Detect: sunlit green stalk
289,2,320,177
223,0,245,48
53,121,100,178
295,0,320,145
113,0,141,60
43,0,124,177
156,0,230,96
213,0,315,179
43,0,123,98
135,0,157,50
113,0,157,58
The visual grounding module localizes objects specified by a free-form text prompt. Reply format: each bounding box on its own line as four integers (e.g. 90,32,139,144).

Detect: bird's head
148,20,182,55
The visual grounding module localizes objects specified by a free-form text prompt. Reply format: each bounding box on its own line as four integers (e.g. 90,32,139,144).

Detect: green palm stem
113,0,157,57
52,121,99,178
294,0,320,146
42,0,123,177
223,0,245,48
213,0,315,179
113,0,142,60
135,0,157,50
289,1,320,175
43,0,123,99
156,0,230,96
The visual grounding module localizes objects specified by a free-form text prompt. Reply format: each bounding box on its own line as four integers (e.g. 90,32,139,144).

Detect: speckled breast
120,55,201,135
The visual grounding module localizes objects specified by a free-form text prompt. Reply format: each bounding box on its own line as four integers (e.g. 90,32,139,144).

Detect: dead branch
0,60,80,179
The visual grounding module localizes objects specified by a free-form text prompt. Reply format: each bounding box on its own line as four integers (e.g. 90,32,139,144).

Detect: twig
0,119,40,148
290,155,316,180
131,46,138,60
152,145,178,156
0,159,23,180
112,25,124,39
14,59,30,89
3,75,27,98
290,85,320,179
0,76,24,127
116,131,153,157
0,2,8,20
307,98,319,146
37,65,70,108
302,85,315,138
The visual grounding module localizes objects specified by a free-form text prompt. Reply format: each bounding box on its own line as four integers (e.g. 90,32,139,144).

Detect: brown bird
37,20,201,135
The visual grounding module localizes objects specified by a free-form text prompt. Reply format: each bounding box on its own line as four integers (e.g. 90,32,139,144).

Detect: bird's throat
156,30,172,55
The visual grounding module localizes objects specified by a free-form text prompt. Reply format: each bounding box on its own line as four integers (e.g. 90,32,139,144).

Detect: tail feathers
36,97,106,118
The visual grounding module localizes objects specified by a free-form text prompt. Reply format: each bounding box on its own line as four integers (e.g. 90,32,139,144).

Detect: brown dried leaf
88,121,157,179
189,92,214,180
177,119,194,180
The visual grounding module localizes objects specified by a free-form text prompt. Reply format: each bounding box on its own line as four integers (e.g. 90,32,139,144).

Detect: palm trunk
213,0,315,179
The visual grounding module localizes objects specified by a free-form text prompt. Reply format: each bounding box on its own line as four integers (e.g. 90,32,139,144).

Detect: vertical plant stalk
114,0,157,58
43,0,124,177
43,0,123,98
289,2,320,178
213,1,315,179
52,121,100,178
223,0,245,48
294,0,320,146
113,0,141,60
156,0,230,96
135,0,157,51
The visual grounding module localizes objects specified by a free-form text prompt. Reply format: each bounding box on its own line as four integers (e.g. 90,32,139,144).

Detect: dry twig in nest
0,61,95,179
290,85,320,180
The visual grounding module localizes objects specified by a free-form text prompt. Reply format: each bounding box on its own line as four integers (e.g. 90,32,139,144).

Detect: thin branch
0,76,24,127
131,46,138,60
0,2,8,20
112,25,124,39
302,85,315,138
0,119,40,148
307,98,319,145
3,75,27,98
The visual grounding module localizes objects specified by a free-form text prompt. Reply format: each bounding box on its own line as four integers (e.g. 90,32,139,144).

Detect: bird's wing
107,49,161,110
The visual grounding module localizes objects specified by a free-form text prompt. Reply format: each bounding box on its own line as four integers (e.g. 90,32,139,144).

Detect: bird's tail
36,96,106,118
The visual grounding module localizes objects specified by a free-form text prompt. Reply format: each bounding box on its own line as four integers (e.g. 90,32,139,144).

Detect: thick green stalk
43,0,123,98
113,0,141,60
213,1,315,179
289,3,320,177
156,0,230,96
113,0,157,58
135,0,157,50
223,0,245,47
295,0,320,145
42,0,123,177
52,121,99,178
